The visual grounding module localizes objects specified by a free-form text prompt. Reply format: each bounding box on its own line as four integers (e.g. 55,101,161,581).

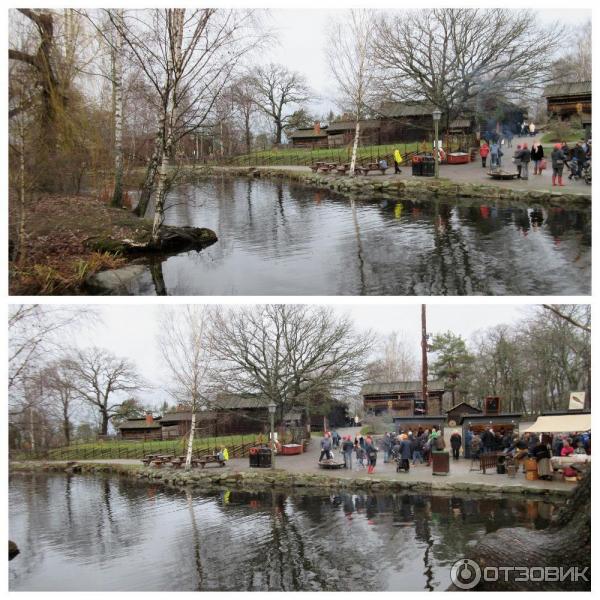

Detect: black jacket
530,145,544,161
520,148,531,163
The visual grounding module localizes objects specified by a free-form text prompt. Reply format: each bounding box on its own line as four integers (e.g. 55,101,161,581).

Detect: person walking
479,141,490,168
399,436,412,472
412,433,424,465
551,143,566,187
513,144,523,178
394,148,403,174
519,143,531,180
382,432,392,463
529,122,536,137
531,141,544,175
365,436,378,474
490,141,500,169
355,441,366,470
319,434,333,462
342,435,354,469
450,432,462,460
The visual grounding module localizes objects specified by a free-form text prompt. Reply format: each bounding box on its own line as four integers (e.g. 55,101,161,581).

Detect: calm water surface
124,178,591,295
9,473,559,591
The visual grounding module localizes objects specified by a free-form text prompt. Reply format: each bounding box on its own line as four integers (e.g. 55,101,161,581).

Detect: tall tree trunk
63,405,71,446
275,121,283,145
101,412,109,436
15,118,27,265
135,130,163,217
245,113,251,153
185,411,196,469
349,121,361,176
111,9,124,208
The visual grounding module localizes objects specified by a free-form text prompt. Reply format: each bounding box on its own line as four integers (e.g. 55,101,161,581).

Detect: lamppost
268,402,276,469
432,108,442,178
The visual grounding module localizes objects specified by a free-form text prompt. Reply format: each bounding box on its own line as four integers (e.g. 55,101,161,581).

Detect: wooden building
445,402,482,427
362,380,450,417
326,119,382,147
118,414,162,441
543,81,591,126
288,123,329,148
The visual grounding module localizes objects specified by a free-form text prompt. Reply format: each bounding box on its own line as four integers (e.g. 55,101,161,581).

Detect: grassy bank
9,194,153,295
13,434,260,461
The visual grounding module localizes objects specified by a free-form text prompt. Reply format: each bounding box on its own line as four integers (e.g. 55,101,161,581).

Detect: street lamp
268,402,277,469
432,108,442,178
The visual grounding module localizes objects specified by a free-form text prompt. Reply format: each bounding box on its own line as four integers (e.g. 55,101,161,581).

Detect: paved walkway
235,135,590,197
16,426,573,494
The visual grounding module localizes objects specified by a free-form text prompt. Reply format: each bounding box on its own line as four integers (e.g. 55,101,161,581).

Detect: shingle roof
446,401,482,413
327,119,381,133
288,127,328,139
362,380,446,395
118,417,162,430
214,394,270,410
379,101,438,118
543,81,591,98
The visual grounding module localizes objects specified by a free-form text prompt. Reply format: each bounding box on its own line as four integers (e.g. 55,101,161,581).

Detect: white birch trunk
185,411,196,469
111,9,124,208
17,118,26,264
349,121,361,176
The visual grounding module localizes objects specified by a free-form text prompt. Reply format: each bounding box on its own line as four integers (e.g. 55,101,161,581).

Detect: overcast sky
263,8,591,116
52,303,539,408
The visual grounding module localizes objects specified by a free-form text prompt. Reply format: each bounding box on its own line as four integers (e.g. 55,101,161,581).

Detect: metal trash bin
421,158,435,177
258,447,272,468
431,451,450,475
411,161,423,176
249,447,260,468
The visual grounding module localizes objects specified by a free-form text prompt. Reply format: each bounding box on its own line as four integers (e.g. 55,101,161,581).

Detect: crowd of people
318,428,590,480
479,137,591,185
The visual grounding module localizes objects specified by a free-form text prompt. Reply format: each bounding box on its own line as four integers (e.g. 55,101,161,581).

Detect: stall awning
523,413,591,433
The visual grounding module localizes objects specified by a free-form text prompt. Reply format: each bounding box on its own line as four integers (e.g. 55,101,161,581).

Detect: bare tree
64,346,145,436
230,74,258,153
252,63,310,145
9,304,96,394
372,9,563,130
550,20,591,84
158,306,213,469
209,305,373,423
110,9,264,234
327,10,376,175
37,359,80,445
366,331,419,383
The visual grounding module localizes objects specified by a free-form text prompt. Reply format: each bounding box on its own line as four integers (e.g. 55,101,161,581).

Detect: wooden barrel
526,469,539,481
525,458,537,472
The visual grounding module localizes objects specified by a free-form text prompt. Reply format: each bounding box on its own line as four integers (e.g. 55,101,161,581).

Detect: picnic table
310,162,339,173
355,162,387,176
141,454,174,467
194,453,226,468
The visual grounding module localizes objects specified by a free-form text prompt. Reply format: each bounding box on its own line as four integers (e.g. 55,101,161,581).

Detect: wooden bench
336,163,350,174
194,454,226,469
355,162,387,176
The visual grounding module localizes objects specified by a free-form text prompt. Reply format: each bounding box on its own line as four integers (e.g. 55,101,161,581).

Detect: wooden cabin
118,414,162,441
288,123,329,148
326,119,382,147
543,81,591,124
362,380,450,417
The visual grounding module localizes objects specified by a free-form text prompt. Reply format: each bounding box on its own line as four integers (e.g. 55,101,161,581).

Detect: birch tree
110,9,124,208
327,10,376,175
110,9,264,235
158,306,214,469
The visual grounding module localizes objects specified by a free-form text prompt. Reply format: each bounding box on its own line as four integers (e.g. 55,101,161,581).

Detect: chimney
314,121,321,134
145,412,154,425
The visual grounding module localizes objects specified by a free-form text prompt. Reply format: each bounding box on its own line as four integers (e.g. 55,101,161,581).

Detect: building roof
379,101,438,118
523,413,590,433
446,401,482,414
362,380,446,395
327,119,381,133
118,417,162,430
543,81,591,98
214,395,271,410
460,413,522,424
288,127,328,139
161,411,216,423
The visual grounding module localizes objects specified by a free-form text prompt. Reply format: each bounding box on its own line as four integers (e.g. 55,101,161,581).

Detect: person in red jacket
561,439,575,456
479,142,490,168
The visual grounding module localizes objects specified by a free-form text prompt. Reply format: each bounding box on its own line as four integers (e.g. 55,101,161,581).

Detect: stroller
391,446,410,473
566,157,591,182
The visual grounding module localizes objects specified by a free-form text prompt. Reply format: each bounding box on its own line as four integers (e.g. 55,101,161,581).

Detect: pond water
126,177,591,295
9,473,559,591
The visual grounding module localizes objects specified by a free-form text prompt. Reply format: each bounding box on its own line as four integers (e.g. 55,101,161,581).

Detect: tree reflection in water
9,474,560,591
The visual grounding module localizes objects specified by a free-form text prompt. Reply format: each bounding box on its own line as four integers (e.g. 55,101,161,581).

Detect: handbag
539,159,547,170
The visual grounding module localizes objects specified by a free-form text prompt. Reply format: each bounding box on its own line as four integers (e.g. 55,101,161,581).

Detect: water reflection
135,178,591,295
10,473,559,591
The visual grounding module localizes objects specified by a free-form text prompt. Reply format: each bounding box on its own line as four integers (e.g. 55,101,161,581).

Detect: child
355,442,366,470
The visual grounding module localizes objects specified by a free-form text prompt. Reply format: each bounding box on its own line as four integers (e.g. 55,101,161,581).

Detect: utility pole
421,304,428,414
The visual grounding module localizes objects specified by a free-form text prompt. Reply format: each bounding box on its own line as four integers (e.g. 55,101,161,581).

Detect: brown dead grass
10,194,152,295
